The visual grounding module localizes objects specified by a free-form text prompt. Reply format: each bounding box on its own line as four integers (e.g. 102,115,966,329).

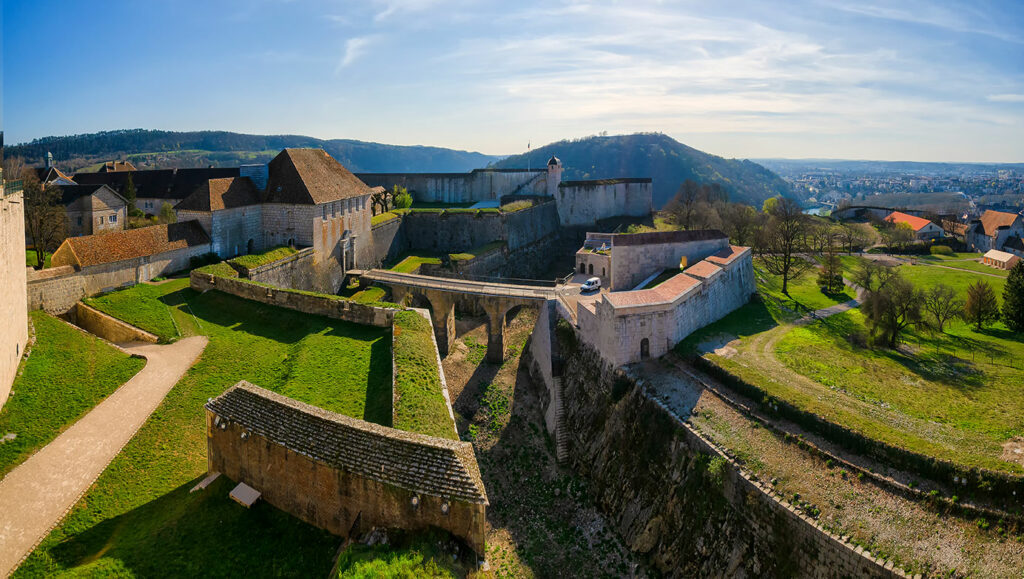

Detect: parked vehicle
580,277,601,292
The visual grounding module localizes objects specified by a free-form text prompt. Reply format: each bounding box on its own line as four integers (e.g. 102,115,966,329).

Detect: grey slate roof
205,381,488,504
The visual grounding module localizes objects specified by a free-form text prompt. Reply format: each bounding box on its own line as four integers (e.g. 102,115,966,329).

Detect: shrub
930,245,954,256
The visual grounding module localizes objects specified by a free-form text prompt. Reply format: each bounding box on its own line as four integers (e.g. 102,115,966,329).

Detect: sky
3,0,1024,162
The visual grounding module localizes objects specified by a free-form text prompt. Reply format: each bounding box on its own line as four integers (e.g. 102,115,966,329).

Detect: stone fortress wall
356,169,547,204
1,179,29,408
206,382,488,557
556,179,652,228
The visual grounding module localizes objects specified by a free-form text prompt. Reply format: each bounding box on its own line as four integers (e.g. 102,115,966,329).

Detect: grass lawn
0,312,145,477
840,255,1007,297
917,253,1009,278
390,254,442,274
84,282,186,342
228,245,298,269
370,211,400,226
335,530,465,577
449,241,505,262
20,282,393,576
642,268,683,289
25,250,51,269
755,257,855,314
392,311,457,440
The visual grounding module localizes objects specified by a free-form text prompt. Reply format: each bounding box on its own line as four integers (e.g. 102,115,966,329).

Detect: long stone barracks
575,230,755,366
205,382,488,556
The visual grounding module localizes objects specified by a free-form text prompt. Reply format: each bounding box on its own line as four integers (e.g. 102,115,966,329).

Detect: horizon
4,1,1024,163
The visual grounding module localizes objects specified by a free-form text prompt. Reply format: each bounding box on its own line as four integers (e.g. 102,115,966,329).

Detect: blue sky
4,0,1024,161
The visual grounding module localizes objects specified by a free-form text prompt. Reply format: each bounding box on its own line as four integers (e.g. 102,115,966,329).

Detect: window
109,214,117,223
77,216,83,226
98,217,103,225
322,206,327,220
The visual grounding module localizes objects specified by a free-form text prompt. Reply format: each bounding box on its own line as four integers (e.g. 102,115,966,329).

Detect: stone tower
546,155,562,196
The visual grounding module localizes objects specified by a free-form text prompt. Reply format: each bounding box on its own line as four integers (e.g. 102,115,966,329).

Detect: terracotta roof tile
978,210,1022,237
59,221,210,268
175,177,260,211
705,245,749,266
885,211,934,232
265,148,372,205
683,260,723,279
98,160,137,172
605,273,701,308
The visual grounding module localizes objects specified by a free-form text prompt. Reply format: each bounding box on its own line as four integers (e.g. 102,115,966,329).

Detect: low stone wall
206,382,487,555
190,270,394,328
559,338,902,577
26,266,86,314
73,302,159,344
238,247,317,291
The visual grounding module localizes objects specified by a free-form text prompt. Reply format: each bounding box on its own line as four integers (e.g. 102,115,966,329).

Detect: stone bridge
357,269,554,363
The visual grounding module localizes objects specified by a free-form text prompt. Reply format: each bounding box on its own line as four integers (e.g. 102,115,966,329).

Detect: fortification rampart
234,247,317,291
356,169,547,204
558,339,903,577
190,270,394,327
556,179,652,227
206,382,487,555
1,184,29,408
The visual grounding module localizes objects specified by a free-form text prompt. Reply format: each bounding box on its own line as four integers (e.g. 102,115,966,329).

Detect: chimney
240,164,269,192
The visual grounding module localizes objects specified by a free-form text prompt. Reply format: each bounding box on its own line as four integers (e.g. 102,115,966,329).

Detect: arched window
640,338,650,359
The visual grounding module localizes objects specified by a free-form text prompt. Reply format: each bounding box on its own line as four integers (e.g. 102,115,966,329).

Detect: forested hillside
6,129,501,173
493,133,794,208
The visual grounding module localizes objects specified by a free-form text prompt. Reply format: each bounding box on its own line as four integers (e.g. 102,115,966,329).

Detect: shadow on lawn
31,476,338,578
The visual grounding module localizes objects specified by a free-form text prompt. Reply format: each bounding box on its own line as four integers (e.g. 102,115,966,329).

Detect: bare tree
922,284,963,333
719,202,758,246
851,259,898,294
664,179,702,229
21,171,67,269
755,197,814,295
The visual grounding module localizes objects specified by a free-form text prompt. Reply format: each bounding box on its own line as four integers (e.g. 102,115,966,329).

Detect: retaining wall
558,338,903,577
237,247,317,291
73,302,159,344
190,270,394,328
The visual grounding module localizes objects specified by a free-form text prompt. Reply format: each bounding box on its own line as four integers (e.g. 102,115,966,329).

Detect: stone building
57,184,128,237
576,234,754,366
884,211,943,241
0,175,29,408
74,167,239,216
175,177,262,257
967,210,1024,253
50,221,211,295
576,230,731,291
206,381,488,556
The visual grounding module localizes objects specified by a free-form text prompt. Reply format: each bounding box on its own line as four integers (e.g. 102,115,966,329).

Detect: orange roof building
884,211,943,240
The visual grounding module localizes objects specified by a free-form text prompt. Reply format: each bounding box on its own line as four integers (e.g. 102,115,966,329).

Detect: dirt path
0,336,208,576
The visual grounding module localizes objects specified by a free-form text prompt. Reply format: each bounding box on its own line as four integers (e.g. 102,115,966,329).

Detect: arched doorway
579,263,585,273
588,264,594,275
640,338,650,359
247,239,255,254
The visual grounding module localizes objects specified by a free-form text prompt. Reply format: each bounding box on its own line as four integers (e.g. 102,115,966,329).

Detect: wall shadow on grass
21,476,338,578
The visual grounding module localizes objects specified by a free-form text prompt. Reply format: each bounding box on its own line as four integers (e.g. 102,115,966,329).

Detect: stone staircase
553,377,569,463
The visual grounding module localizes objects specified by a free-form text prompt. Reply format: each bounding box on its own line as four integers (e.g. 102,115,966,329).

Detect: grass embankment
641,268,682,289
25,250,51,269
755,257,855,314
228,245,298,269
371,211,400,226
687,255,1024,474
0,312,145,477
335,531,465,577
391,311,456,440
390,254,442,273
84,283,186,342
19,280,392,576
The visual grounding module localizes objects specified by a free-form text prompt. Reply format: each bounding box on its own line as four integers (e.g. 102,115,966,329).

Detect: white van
580,277,601,292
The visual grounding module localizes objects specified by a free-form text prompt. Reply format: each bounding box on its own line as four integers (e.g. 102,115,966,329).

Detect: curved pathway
0,336,208,576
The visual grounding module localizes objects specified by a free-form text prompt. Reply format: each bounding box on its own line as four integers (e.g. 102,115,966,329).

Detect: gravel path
0,336,208,575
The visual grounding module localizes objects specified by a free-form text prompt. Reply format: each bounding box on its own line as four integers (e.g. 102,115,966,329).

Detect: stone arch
579,262,585,274
588,264,594,275
640,338,650,359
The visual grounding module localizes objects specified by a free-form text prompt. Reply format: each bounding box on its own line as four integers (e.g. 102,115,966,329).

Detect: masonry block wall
559,342,900,577
244,248,317,291
608,236,730,290
556,180,653,227
206,383,488,556
356,169,547,204
0,185,29,408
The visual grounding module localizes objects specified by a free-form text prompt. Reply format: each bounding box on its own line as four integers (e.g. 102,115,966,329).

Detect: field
19,279,393,575
688,254,1024,474
755,257,855,315
0,312,145,477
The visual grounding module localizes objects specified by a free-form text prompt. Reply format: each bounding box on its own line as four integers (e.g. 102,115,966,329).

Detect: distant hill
6,129,502,174
493,133,793,208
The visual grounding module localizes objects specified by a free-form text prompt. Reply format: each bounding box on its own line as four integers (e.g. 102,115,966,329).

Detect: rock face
558,341,896,577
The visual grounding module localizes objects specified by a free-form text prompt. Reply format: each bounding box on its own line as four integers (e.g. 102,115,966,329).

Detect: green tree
393,186,412,209
862,272,922,348
963,280,1000,331
1002,261,1024,332
123,172,137,210
159,202,177,223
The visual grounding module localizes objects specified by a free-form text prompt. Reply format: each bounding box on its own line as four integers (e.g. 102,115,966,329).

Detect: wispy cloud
336,35,378,72
988,94,1024,103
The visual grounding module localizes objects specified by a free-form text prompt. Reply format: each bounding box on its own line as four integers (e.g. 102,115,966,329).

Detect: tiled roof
885,211,934,232
175,177,260,211
72,167,240,200
53,184,124,206
978,210,1022,237
265,148,372,205
59,221,210,267
984,249,1020,263
1005,236,1024,252
34,166,74,184
605,273,701,308
206,381,488,504
98,160,137,172
705,245,750,266
683,260,723,279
